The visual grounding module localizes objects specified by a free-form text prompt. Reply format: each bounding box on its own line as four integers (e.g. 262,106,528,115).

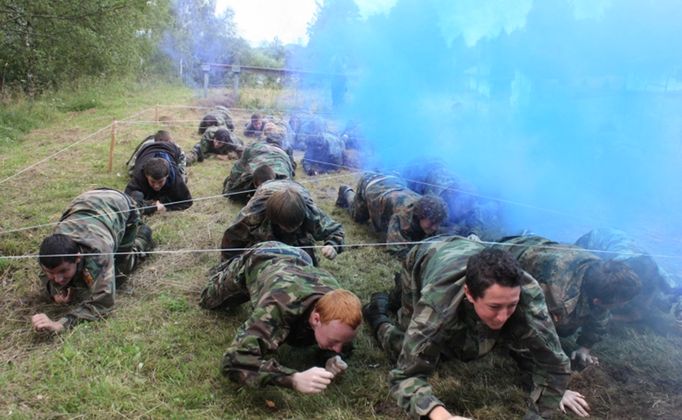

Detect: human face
41,258,80,287
145,175,167,191
310,312,358,353
419,218,440,235
464,283,521,330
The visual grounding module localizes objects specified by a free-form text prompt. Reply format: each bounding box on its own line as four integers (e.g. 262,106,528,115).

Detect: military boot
388,272,402,312
193,143,204,162
335,185,353,208
363,292,391,339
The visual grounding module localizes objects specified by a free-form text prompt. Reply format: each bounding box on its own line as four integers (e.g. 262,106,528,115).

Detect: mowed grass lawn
1,83,681,419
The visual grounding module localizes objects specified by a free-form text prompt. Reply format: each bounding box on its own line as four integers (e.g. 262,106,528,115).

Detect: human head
143,158,169,191
213,128,232,148
39,234,81,286
198,115,219,134
263,122,285,146
252,165,276,187
310,289,362,352
583,260,641,306
154,130,171,142
464,248,524,330
251,113,263,128
413,195,448,235
266,188,306,232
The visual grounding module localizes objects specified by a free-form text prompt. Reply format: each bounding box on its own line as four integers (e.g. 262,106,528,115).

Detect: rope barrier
2,237,679,261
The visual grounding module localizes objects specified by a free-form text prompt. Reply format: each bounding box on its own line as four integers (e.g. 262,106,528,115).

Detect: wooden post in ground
108,120,117,173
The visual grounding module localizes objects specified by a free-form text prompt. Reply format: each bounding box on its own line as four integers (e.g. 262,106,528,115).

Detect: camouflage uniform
222,141,296,202
575,228,682,321
492,235,608,348
199,241,340,388
198,106,234,134
401,159,502,240
289,114,327,151
378,236,570,419
345,172,429,258
263,118,297,171
186,126,244,164
220,179,344,265
40,189,154,329
301,132,345,175
243,120,265,138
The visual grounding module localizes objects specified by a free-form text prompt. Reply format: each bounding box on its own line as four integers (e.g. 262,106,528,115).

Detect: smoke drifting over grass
295,0,682,271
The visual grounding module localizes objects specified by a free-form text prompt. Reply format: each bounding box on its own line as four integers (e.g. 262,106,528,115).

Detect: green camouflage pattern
346,172,427,258
301,132,345,175
401,159,503,240
576,228,682,320
199,241,340,388
493,235,608,348
222,141,296,200
40,189,153,328
187,126,243,164
206,106,234,130
380,235,570,419
220,180,344,264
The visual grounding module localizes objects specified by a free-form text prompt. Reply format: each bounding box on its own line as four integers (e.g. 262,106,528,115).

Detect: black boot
335,185,353,208
363,292,391,339
388,272,402,312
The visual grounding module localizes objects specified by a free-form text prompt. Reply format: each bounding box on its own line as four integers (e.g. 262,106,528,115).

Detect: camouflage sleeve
308,206,345,253
64,256,116,328
385,212,412,259
575,309,608,348
388,301,447,419
221,303,299,388
507,280,572,417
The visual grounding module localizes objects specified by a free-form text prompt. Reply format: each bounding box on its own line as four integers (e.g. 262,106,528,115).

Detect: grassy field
1,83,681,419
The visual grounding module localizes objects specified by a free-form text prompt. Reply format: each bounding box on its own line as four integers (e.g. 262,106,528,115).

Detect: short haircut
466,248,524,299
251,113,262,120
253,165,276,187
154,130,171,142
198,115,219,134
143,158,169,180
413,194,448,224
39,234,79,268
214,128,231,144
583,260,641,305
266,188,306,230
264,122,285,145
315,289,362,329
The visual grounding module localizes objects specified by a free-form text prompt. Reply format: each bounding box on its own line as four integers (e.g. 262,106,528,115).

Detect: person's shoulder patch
83,269,94,287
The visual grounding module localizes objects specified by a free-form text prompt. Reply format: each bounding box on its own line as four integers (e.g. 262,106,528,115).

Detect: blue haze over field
292,0,682,276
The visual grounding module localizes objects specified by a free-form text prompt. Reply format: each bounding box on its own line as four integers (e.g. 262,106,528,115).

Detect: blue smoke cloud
294,0,682,275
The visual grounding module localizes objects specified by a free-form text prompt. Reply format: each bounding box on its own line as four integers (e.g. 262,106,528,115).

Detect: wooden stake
108,120,116,173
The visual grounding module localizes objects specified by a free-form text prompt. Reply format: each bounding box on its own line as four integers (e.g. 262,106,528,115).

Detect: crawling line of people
30,106,682,419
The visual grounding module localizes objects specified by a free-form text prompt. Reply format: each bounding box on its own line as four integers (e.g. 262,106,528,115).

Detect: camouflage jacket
494,235,609,348
207,242,340,388
390,236,571,419
301,132,344,175
207,106,234,130
196,125,243,156
354,173,426,258
40,189,140,329
401,159,500,239
223,142,296,199
243,121,264,138
220,180,345,262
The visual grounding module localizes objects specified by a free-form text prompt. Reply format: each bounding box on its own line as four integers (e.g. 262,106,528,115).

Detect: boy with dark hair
187,126,244,164
220,180,344,265
200,241,362,393
126,130,187,180
492,234,641,366
32,189,154,333
363,235,590,419
125,142,193,215
243,113,265,137
336,172,447,258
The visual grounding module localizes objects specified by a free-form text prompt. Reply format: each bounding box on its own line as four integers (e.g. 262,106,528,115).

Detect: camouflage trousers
199,259,250,310
114,215,154,285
